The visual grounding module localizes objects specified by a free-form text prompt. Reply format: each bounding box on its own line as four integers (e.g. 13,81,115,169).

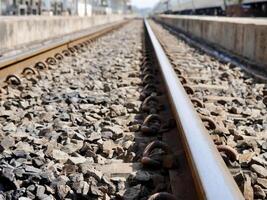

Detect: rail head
144,19,244,200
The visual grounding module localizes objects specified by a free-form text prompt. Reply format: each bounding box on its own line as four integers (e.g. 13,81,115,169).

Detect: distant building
0,0,41,15
0,0,130,15
108,0,130,14
0,0,15,15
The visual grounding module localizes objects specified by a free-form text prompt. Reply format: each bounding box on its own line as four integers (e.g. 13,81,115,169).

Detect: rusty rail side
144,19,244,200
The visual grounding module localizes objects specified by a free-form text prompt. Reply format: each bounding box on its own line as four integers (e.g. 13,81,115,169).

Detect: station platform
0,15,127,54
154,15,267,71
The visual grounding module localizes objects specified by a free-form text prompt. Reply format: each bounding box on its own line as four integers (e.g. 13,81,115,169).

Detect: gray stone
82,181,90,195
110,177,126,182
25,166,42,173
68,156,87,165
62,140,83,154
254,185,266,199
102,125,123,139
90,184,104,196
15,142,34,153
134,170,151,182
2,122,17,132
36,185,46,199
18,198,31,200
2,167,15,181
119,184,141,200
57,184,70,199
251,164,267,178
244,175,254,200
0,136,15,150
88,131,101,142
96,154,107,164
110,104,127,117
52,149,69,163
101,131,113,139
257,178,267,189
102,140,117,156
79,163,103,181
73,132,85,141
122,141,133,150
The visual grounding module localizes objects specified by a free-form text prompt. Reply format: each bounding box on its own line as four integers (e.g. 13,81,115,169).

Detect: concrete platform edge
154,15,267,73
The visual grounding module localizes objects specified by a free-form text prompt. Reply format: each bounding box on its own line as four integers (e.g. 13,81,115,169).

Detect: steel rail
144,19,244,200
0,20,128,83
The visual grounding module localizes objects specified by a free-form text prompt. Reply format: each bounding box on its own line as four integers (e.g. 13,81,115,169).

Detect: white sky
131,0,160,8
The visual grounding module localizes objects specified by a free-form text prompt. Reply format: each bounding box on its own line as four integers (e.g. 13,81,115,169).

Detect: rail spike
183,85,194,95
5,74,21,86
217,145,239,162
148,192,177,200
142,95,160,113
54,53,64,61
46,57,57,65
34,62,47,70
178,75,187,84
68,47,75,53
22,67,36,76
140,84,158,101
143,74,158,85
201,116,217,131
62,50,71,57
191,98,204,108
141,140,175,169
141,114,162,135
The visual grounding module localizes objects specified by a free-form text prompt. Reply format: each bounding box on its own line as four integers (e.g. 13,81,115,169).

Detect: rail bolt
142,55,152,63
141,114,162,135
143,74,158,85
46,57,57,66
183,85,194,95
141,61,152,69
178,75,187,84
74,45,80,52
34,62,47,70
217,145,239,162
86,40,92,45
5,74,21,86
174,68,182,75
62,50,71,57
148,192,177,200
68,47,76,53
142,96,160,113
54,53,64,61
191,98,204,108
22,67,36,76
142,67,157,76
141,140,172,169
201,116,217,131
140,84,158,101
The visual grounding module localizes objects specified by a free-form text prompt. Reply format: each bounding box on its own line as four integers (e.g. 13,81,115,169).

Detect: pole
191,0,195,14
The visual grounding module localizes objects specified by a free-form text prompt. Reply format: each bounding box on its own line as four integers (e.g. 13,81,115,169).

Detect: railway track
0,18,255,200
0,20,127,85
149,20,267,199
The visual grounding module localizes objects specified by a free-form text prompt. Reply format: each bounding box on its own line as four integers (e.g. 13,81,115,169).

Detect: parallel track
0,20,128,86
